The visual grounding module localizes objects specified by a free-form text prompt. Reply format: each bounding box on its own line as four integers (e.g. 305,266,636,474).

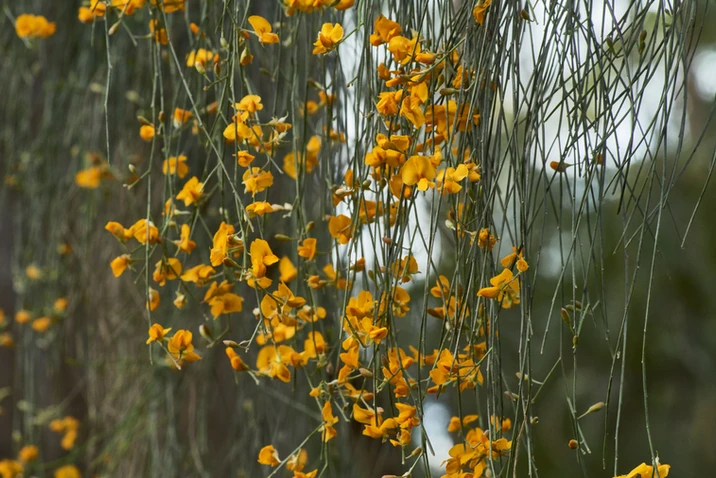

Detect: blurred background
2,0,716,476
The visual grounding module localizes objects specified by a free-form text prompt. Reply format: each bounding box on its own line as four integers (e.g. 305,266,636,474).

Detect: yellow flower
153,258,182,286
112,0,145,15
174,224,196,253
31,317,52,333
376,90,403,116
250,239,279,278
279,256,297,282
26,264,42,280
162,155,189,178
320,402,339,442
258,445,280,466
210,221,235,266
150,0,184,13
297,238,317,260
312,23,344,55
186,48,216,68
246,201,274,218
402,155,436,191
167,330,201,363
0,460,23,478
328,215,352,244
387,35,421,65
176,176,204,206
501,247,528,272
146,287,160,311
248,15,279,44
614,461,670,478
235,95,264,113
78,0,106,23
0,334,14,349
181,264,215,285
242,168,274,196
473,0,492,25
236,151,255,167
54,465,81,478
173,292,187,309
130,219,160,244
139,124,155,141
15,14,56,39
146,323,172,344
477,227,497,250
370,15,401,46
477,268,520,308
110,254,132,277
436,164,469,194
49,417,79,450
149,19,168,44
18,445,38,463
15,310,31,324
75,166,103,189
54,298,68,312
206,284,243,318
225,347,249,371
105,221,134,241
400,96,425,128
172,107,193,128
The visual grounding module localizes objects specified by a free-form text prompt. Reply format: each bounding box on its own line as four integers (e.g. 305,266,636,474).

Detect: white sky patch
692,49,716,101
419,401,454,475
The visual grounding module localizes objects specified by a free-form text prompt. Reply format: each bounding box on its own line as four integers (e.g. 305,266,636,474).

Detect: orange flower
15,14,56,39
172,108,193,128
139,124,155,141
477,268,520,308
131,219,160,244
18,445,38,463
176,176,204,206
250,239,279,278
400,96,425,128
328,215,352,244
297,238,317,260
248,15,279,44
225,347,249,371
110,254,132,277
167,330,201,363
31,317,52,333
236,151,255,167
150,0,185,13
235,94,263,113
258,444,280,466
186,48,216,68
153,258,182,286
246,201,274,218
75,166,103,189
180,264,215,285
78,0,106,23
149,19,168,44
15,310,31,324
174,224,196,253
312,23,344,55
242,168,274,196
49,417,79,451
402,155,436,191
163,155,189,178
146,323,172,344
320,402,339,442
146,287,160,311
370,15,401,46
210,221,235,266
473,0,492,25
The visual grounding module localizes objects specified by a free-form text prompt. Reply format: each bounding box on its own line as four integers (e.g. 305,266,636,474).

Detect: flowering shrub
5,0,713,476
